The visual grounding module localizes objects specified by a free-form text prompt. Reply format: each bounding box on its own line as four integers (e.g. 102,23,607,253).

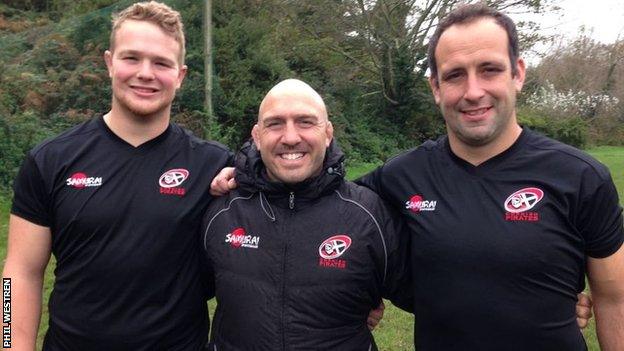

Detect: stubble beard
113,91,172,121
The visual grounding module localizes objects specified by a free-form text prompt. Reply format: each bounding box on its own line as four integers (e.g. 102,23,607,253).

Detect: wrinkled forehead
258,90,328,122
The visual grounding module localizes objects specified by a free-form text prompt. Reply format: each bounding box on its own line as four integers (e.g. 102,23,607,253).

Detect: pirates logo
318,235,352,259
504,187,544,213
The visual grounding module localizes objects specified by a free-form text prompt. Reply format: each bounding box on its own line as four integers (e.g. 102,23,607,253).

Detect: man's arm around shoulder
588,242,624,351
2,215,51,351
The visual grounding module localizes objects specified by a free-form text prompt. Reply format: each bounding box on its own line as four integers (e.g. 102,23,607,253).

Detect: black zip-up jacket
202,141,412,351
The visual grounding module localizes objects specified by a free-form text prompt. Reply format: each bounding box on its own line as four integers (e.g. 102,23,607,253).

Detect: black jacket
202,141,411,351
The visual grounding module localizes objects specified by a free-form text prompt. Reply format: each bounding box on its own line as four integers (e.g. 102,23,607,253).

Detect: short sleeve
11,153,52,227
577,168,624,258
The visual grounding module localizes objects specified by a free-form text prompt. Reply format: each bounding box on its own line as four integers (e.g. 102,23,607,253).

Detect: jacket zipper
281,241,287,351
282,194,295,351
281,192,295,350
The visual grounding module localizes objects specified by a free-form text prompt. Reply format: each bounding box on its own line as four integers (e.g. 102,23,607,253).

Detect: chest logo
504,187,544,222
225,227,260,249
159,169,189,188
159,168,188,196
405,194,437,213
66,172,102,189
318,235,351,269
319,235,352,259
504,187,544,213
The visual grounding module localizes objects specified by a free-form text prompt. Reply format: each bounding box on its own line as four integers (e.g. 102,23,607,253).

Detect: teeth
134,87,157,93
465,108,488,116
280,153,304,160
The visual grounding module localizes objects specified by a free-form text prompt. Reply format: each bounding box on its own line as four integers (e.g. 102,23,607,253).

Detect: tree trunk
203,0,214,138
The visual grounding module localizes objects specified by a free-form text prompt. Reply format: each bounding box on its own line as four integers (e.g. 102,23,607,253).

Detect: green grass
1,146,622,350
588,146,624,201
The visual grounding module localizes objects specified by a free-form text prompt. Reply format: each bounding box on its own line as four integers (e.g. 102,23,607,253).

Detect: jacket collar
235,139,345,204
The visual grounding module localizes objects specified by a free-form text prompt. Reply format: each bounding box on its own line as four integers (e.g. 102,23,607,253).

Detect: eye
155,61,172,68
123,56,138,61
264,120,284,130
297,119,316,128
482,66,503,76
442,71,463,82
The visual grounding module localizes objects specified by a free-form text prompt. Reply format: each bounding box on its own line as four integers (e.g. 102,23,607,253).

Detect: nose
137,60,155,80
463,73,485,102
281,121,302,145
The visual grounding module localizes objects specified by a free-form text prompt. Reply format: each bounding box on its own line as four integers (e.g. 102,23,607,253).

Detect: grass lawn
0,146,621,350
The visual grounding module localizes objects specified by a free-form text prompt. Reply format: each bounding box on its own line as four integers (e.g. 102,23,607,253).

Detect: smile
131,86,159,94
279,153,304,160
462,107,491,116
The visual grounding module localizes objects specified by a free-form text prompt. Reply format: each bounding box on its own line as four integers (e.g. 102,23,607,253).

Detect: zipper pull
289,192,295,210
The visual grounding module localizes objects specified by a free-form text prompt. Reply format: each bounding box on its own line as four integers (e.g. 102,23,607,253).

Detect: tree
525,32,624,145
272,0,556,143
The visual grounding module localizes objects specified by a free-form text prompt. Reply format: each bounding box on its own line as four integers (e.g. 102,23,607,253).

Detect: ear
251,124,261,150
325,121,334,147
104,50,113,78
176,64,188,90
428,76,441,104
513,58,526,93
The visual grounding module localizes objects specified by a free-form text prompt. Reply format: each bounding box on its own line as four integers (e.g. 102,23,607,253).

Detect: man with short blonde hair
3,2,230,350
110,1,186,64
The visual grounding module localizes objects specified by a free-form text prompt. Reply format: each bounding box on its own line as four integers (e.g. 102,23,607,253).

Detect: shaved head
252,78,333,184
258,79,328,122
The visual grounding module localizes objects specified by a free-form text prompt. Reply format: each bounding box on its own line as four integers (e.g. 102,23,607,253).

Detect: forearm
594,297,624,351
2,266,45,351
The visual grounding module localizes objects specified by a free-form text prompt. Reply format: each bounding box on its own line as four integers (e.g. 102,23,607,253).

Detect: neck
105,101,171,147
448,123,522,166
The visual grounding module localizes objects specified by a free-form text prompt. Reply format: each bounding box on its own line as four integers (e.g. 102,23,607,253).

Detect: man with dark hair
2,2,231,350
210,3,621,350
359,3,624,350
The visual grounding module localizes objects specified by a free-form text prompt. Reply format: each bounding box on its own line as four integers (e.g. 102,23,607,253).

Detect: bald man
200,79,412,350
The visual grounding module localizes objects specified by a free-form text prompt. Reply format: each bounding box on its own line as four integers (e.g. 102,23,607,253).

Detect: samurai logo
319,235,352,259
504,187,544,213
225,227,260,249
405,194,437,213
66,172,102,189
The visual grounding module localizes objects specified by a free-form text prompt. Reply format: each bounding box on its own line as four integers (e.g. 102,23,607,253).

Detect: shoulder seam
30,123,99,158
525,141,609,180
203,194,254,250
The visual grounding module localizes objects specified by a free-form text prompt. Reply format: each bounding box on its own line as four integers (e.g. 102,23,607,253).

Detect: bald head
252,79,334,184
258,79,328,122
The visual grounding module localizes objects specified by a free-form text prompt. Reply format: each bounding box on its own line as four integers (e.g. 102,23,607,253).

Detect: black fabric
357,128,623,351
12,115,232,351
202,140,411,351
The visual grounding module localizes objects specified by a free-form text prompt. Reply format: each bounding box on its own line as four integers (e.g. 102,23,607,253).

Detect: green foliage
69,12,112,54
517,107,588,148
0,111,56,189
211,0,292,148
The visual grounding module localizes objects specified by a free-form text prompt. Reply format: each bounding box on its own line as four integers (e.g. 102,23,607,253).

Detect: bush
0,111,55,190
517,107,588,148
